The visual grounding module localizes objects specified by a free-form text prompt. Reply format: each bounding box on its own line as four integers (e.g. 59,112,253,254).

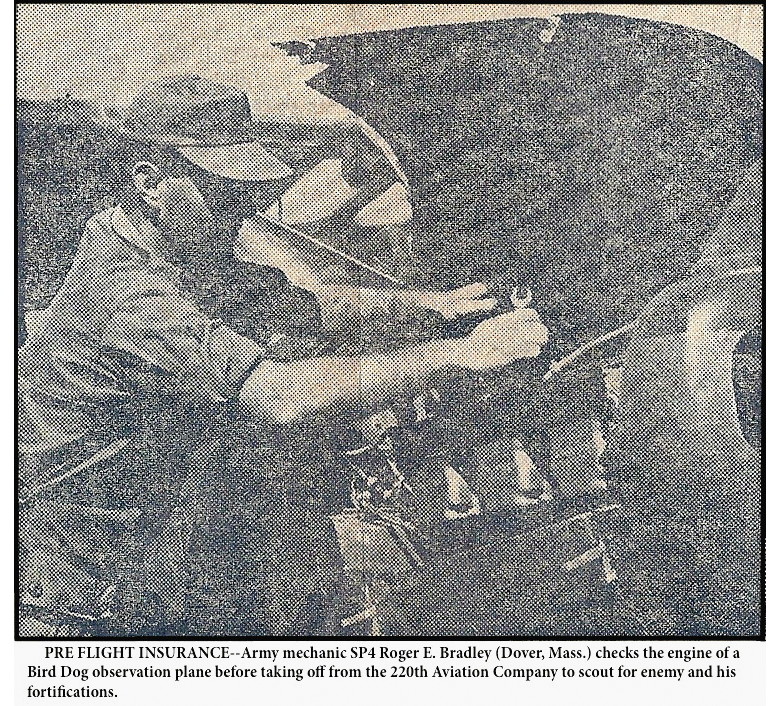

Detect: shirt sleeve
103,290,265,402
219,260,323,339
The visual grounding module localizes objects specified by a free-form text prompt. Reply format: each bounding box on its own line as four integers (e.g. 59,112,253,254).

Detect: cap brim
92,108,325,180
177,142,295,181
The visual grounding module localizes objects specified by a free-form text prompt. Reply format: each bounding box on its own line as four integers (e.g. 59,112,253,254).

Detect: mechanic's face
155,175,215,248
140,158,265,260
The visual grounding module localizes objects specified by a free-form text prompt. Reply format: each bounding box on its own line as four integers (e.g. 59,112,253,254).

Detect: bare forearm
238,338,465,423
315,282,496,330
315,284,430,332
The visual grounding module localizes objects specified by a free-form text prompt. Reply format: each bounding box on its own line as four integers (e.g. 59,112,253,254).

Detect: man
18,75,548,636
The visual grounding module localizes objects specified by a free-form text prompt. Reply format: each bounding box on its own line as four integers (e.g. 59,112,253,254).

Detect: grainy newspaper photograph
16,0,763,657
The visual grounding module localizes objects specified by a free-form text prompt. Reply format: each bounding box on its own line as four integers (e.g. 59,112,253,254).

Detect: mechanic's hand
425,282,498,320
459,307,549,370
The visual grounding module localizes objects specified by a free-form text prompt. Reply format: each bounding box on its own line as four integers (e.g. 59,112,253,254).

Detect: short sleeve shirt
19,207,265,456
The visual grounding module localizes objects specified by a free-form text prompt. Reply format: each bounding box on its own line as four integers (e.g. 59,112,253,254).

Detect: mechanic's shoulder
76,207,131,260
83,206,118,234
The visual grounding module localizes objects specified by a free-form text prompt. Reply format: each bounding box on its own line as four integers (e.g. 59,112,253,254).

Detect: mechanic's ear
132,161,163,206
